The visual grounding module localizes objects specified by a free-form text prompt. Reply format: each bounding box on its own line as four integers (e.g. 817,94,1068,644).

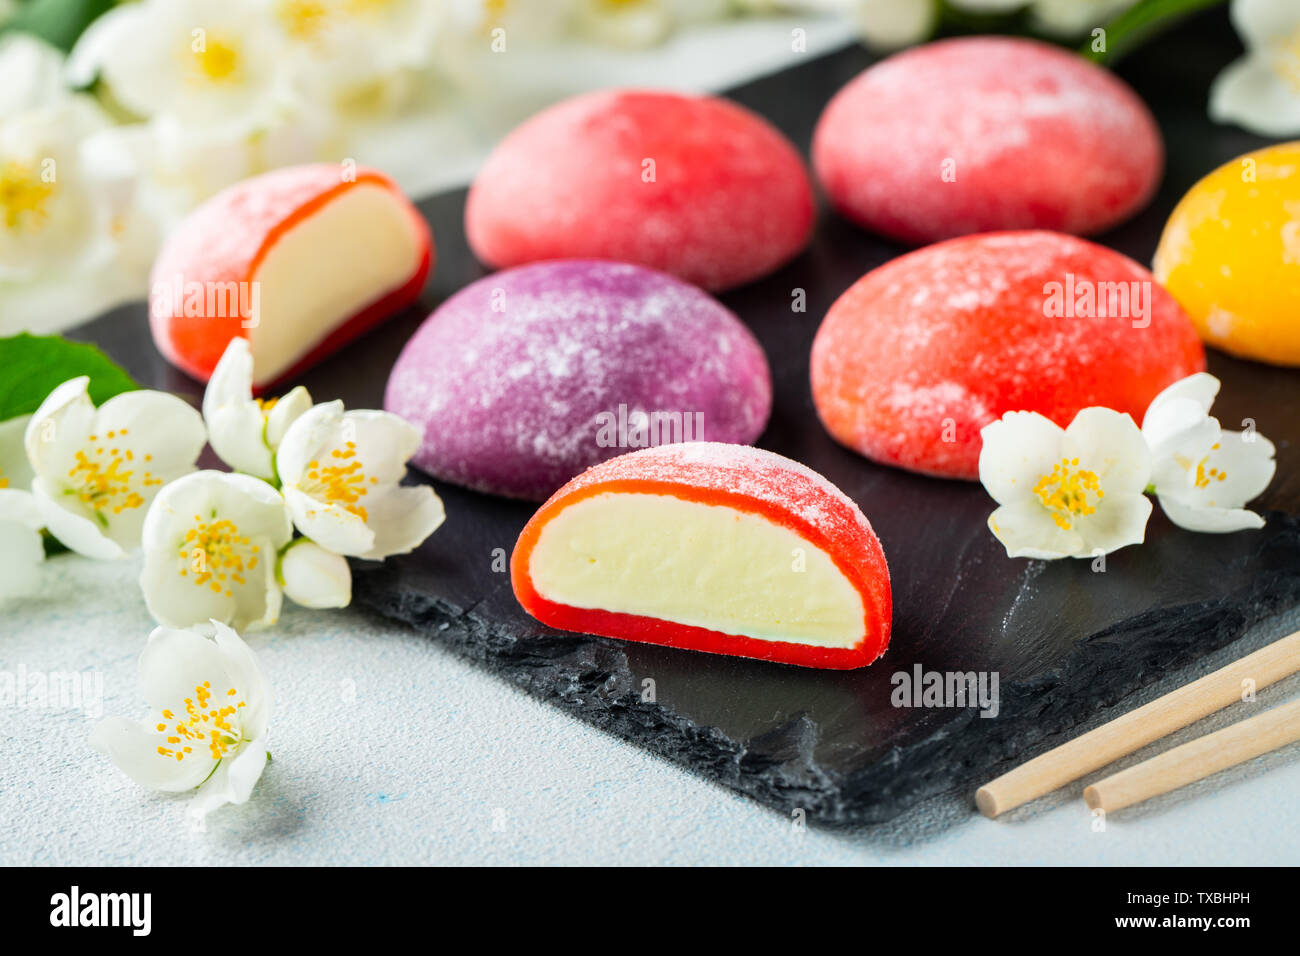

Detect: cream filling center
529,492,866,648
250,183,421,384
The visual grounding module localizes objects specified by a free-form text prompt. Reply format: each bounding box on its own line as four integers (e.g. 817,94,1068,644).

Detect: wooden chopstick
1084,698,1300,812
975,628,1300,818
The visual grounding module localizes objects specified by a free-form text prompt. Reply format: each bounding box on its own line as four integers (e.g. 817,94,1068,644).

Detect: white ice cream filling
249,183,422,385
529,492,866,647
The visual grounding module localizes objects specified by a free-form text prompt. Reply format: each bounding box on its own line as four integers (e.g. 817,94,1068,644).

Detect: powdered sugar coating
810,231,1205,480
558,441,872,539
465,89,815,291
812,37,1163,243
385,261,772,500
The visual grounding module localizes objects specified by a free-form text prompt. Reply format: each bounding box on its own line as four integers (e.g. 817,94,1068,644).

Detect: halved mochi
512,442,891,670
149,163,432,388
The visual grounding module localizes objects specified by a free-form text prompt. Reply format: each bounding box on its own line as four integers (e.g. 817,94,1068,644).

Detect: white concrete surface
3,553,1297,866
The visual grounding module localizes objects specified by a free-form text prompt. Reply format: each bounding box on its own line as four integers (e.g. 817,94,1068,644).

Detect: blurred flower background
0,0,1267,334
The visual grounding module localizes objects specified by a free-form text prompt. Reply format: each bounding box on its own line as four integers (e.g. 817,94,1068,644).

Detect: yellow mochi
1153,141,1300,367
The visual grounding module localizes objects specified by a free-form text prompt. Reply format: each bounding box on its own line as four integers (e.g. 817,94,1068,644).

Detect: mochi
810,231,1206,480
384,261,772,500
512,442,892,670
1155,141,1300,366
465,89,815,291
812,37,1163,243
149,164,432,388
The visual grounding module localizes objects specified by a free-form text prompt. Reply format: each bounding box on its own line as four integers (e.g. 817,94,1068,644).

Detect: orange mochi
1154,141,1300,366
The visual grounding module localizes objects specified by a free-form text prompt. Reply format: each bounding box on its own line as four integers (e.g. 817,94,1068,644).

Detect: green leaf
1084,0,1228,65
0,333,138,422
0,0,117,54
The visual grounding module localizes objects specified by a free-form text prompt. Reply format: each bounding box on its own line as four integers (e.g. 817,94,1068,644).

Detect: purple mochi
384,260,773,500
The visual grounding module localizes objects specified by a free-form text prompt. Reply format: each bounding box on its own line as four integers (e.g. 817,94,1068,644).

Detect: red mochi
809,231,1206,480
465,89,815,291
812,37,1163,244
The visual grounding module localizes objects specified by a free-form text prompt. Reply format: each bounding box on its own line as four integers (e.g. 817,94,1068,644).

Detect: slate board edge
352,510,1300,827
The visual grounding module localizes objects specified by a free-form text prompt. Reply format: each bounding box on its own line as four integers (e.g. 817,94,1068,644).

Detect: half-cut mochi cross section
512,443,892,670
149,163,432,388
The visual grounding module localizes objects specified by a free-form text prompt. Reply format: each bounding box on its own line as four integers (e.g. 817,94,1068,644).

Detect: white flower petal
1062,407,1151,496
141,470,292,552
978,411,1066,506
94,389,206,476
0,33,69,114
274,400,342,486
854,0,937,50
31,480,124,559
1145,372,1220,420
265,385,312,448
221,736,269,805
203,338,273,478
284,487,375,556
140,548,241,628
988,500,1084,560
1231,0,1300,49
1077,493,1152,555
138,624,231,713
89,715,216,792
358,485,445,560
279,539,352,609
0,485,41,528
1159,493,1266,533
0,414,35,488
0,517,44,599
1210,53,1300,136
344,410,422,486
1211,430,1276,502
189,736,268,819
1143,396,1220,466
211,620,271,738
64,4,140,88
140,470,291,630
208,403,273,478
24,376,95,476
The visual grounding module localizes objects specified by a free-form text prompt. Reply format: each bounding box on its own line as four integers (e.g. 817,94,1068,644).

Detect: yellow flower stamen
65,428,155,519
302,440,371,521
179,517,256,599
156,681,248,763
278,0,330,40
0,160,56,233
1033,456,1105,531
191,37,241,83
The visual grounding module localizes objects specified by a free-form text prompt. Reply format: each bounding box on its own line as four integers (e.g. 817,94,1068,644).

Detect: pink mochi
384,260,773,500
465,89,815,291
812,37,1164,244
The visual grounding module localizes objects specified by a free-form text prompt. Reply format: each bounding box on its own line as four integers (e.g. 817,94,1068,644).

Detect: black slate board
72,8,1300,825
